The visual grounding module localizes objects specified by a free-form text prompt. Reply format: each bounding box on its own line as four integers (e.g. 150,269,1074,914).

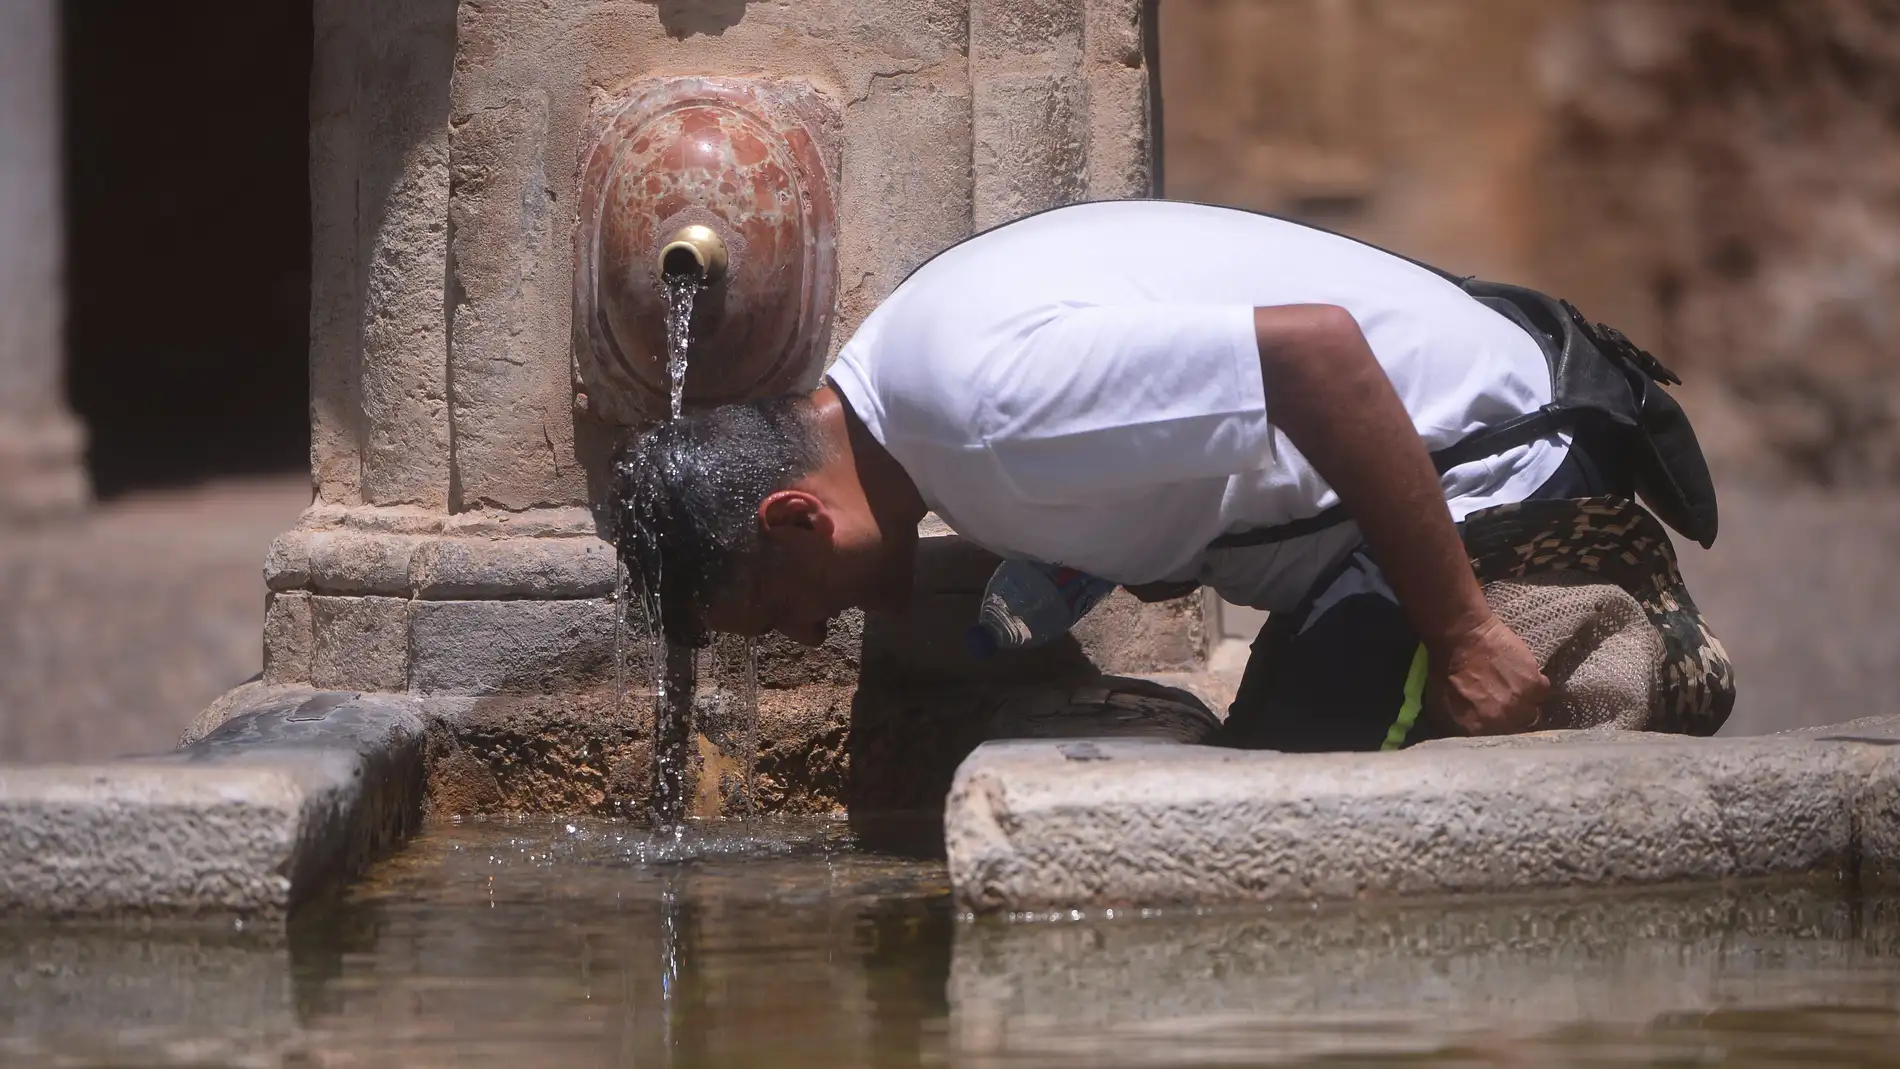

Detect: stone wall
310,0,1153,513
1161,0,1900,485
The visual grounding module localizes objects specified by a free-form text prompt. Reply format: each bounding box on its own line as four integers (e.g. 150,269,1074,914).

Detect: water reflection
4,820,1900,1068
948,883,1900,1066
295,818,953,1068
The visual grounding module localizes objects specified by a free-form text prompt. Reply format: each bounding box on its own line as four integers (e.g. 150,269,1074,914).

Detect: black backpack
1462,279,1717,549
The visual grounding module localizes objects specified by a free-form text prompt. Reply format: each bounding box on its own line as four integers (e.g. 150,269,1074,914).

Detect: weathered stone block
309,0,364,504
262,531,311,591
418,689,644,817
417,679,859,820
180,680,310,747
275,527,621,601
945,733,1895,912
307,530,422,595
261,591,314,685
1864,757,1900,878
1081,61,1151,200
408,535,615,600
1787,714,1900,876
441,505,598,538
447,84,583,510
320,504,445,534
1,689,424,919
972,72,1087,230
841,0,968,64
0,765,308,918
311,596,411,692
972,0,1083,56
354,0,455,509
836,72,973,347
409,598,615,695
1083,0,1144,65
753,685,854,816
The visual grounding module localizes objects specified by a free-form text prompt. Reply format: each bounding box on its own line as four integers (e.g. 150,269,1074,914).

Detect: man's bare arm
1251,304,1547,734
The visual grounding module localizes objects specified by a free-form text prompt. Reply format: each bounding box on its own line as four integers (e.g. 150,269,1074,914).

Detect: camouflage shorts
1459,495,1736,736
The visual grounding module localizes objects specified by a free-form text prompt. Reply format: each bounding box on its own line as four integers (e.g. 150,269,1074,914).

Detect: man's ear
759,490,833,540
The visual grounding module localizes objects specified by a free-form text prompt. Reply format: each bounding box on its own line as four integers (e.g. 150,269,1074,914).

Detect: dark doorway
61,0,312,498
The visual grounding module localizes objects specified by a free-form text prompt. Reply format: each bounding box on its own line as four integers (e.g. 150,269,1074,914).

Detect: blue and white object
965,560,1120,659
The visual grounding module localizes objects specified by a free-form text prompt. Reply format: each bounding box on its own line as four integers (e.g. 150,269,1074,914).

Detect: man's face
695,487,857,648
698,490,917,647
702,551,844,648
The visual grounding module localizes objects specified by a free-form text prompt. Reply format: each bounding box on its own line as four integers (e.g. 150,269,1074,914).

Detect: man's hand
1253,305,1552,739
1426,613,1550,735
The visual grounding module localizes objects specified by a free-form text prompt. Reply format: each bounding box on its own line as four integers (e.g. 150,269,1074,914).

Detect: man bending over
618,201,1733,750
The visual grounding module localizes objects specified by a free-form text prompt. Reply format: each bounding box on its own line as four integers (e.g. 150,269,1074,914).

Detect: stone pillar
231,0,1175,819
0,0,87,521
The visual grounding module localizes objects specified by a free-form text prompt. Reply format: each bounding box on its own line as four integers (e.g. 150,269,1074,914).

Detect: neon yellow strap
1382,643,1428,752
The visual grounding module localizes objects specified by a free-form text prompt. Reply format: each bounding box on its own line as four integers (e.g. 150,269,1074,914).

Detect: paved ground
0,471,1891,764
0,476,309,763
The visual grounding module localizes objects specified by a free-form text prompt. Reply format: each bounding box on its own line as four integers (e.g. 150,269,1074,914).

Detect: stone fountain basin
0,520,1212,920
4,677,1898,918
5,515,1895,921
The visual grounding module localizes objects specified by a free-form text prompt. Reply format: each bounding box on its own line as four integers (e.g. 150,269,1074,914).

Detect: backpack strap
1205,404,1577,552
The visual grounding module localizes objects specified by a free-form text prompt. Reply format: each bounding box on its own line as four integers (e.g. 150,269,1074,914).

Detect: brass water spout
658,224,728,285
575,77,837,422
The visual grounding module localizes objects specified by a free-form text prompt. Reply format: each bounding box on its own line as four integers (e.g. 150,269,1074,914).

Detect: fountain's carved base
215,502,1216,824
414,684,858,820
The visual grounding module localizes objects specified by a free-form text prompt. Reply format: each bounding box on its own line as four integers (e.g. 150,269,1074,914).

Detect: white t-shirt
828,201,1567,611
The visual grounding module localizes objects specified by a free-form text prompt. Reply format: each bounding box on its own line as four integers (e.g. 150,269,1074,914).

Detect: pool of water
5,818,1900,1068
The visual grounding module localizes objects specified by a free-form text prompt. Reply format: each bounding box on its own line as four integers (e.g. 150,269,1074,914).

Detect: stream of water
662,276,697,423
613,276,761,831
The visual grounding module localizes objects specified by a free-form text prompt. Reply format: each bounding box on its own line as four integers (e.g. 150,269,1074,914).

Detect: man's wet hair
613,396,828,647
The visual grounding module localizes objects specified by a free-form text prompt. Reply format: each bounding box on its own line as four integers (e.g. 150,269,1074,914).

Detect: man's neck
811,385,928,537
